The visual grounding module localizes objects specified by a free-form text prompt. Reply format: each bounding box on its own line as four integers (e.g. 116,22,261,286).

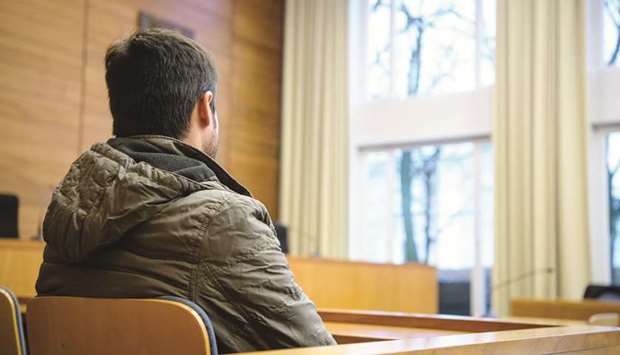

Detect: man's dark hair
105,28,217,139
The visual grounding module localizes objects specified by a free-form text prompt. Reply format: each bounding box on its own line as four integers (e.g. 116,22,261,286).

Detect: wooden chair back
27,296,217,355
0,286,27,355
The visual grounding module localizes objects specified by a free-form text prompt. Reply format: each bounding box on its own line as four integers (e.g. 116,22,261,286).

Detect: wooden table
17,298,620,354
512,298,620,321
239,309,620,354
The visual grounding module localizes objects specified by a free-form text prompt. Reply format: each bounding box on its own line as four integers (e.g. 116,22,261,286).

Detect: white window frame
587,0,620,285
348,0,494,316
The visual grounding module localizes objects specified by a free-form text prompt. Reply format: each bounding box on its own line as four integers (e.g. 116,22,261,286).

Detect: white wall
352,88,493,149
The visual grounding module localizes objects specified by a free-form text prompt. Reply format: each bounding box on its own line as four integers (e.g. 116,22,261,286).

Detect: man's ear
197,91,215,129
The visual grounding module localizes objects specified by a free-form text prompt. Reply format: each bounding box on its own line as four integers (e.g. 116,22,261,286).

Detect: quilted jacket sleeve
198,194,336,352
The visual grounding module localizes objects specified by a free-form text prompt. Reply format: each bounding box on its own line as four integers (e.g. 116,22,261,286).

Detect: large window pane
604,0,620,66
393,0,476,96
354,141,494,315
368,0,393,98
480,0,496,86
366,0,496,99
607,132,620,283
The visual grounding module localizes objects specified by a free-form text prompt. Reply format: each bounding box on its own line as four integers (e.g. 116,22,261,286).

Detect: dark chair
274,223,289,254
584,284,620,302
0,286,27,355
438,269,471,316
158,296,218,355
27,296,218,355
0,194,19,238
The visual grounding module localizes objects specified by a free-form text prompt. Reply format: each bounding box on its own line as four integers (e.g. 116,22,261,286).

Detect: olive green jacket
35,135,335,353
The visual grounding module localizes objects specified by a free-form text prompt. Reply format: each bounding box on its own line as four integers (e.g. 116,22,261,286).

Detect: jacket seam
196,193,262,328
189,192,233,302
201,261,258,327
194,193,235,256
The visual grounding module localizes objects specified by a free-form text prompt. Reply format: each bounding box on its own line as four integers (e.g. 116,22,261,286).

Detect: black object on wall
0,194,19,238
274,223,289,254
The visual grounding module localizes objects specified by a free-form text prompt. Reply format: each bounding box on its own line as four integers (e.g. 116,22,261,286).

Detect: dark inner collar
108,136,251,197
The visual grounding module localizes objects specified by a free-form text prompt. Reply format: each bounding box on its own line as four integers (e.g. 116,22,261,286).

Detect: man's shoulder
171,183,269,221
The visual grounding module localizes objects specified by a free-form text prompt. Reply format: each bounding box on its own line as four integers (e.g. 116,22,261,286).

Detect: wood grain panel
511,298,620,321
27,297,212,355
79,0,284,219
318,309,551,333
0,240,44,297
240,323,620,354
289,257,438,313
80,0,235,159
229,0,284,219
0,0,85,239
325,321,465,341
0,0,285,237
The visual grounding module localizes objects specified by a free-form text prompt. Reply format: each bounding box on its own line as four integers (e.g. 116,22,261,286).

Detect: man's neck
181,131,204,154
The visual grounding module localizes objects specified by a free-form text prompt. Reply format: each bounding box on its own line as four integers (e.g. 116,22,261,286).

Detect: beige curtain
279,0,349,258
494,0,591,316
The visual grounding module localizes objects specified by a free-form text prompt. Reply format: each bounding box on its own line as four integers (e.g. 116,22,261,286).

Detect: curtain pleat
494,0,590,316
280,0,349,258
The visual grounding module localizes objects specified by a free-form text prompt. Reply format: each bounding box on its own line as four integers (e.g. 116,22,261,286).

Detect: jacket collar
108,135,251,197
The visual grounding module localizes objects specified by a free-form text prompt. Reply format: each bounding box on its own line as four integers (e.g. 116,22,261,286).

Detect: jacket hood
42,136,248,262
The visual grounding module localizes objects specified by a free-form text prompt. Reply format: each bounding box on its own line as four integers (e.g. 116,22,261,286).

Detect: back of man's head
105,28,217,139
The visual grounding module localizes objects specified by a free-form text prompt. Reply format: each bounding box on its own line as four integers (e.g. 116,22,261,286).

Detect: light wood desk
17,299,620,354
241,309,620,354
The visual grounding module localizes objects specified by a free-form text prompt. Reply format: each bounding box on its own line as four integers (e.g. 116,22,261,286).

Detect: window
353,141,493,315
604,0,620,66
367,0,496,99
588,1,620,285
607,132,620,283
350,0,496,316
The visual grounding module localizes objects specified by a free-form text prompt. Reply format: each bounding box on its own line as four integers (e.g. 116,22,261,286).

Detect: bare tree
605,0,620,65
400,148,441,263
370,0,472,263
396,1,462,263
608,156,620,283
400,151,418,262
400,2,462,95
420,149,441,264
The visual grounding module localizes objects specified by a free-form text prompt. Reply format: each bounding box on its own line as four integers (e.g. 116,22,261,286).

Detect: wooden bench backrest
27,296,213,355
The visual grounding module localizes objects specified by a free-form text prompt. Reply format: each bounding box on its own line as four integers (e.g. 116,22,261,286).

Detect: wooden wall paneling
0,0,85,239
80,0,236,171
230,0,284,219
0,0,284,238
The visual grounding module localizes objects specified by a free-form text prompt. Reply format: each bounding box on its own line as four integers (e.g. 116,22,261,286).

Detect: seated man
35,28,335,353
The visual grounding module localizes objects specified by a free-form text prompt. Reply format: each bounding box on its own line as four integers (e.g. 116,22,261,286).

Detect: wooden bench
26,296,218,355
